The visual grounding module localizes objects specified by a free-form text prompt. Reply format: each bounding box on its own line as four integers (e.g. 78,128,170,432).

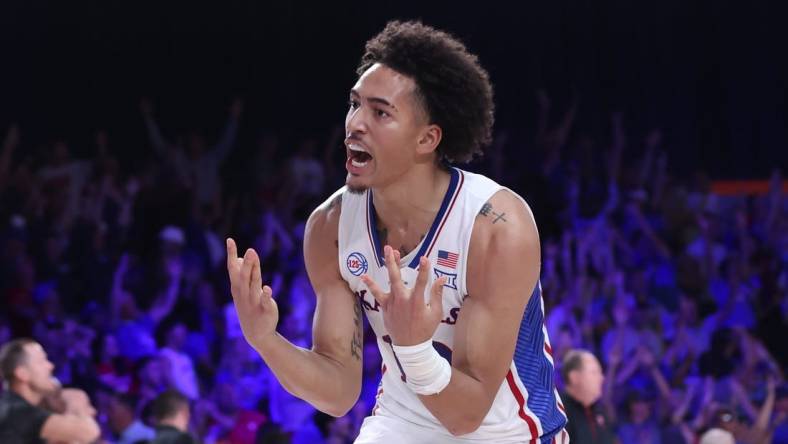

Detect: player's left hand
362,245,446,346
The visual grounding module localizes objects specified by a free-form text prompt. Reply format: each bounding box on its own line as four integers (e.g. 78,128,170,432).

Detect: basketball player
227,21,568,443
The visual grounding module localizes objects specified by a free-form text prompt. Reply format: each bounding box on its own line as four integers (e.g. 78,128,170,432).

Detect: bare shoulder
304,189,344,277
472,189,539,250
306,190,344,246
467,189,541,301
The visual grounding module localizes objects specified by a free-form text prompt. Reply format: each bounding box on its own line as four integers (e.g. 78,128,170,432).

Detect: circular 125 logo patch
346,252,368,276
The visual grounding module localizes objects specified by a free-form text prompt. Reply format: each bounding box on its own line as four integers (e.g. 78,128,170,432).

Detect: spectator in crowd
94,331,134,393
151,388,197,444
561,349,616,444
616,389,661,444
140,97,242,211
111,251,181,361
108,391,156,444
135,355,169,417
0,338,100,443
192,381,266,444
158,321,200,400
699,427,735,444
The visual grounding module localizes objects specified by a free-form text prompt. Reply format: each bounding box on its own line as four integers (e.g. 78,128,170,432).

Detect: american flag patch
437,250,459,269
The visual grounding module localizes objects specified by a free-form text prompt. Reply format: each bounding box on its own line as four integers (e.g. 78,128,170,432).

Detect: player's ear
416,124,442,155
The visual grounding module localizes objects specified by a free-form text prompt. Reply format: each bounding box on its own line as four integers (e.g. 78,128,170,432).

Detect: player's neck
371,164,450,232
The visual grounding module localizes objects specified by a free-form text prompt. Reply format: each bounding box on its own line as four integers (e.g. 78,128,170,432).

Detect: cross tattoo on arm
479,201,507,223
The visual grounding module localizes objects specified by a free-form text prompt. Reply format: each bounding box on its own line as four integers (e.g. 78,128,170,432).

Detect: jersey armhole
335,188,354,284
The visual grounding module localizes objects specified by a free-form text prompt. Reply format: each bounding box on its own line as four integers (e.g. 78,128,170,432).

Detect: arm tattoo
351,299,363,360
479,201,507,223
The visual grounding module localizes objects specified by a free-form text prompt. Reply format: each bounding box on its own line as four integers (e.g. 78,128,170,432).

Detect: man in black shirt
0,338,100,443
560,349,617,444
151,389,197,444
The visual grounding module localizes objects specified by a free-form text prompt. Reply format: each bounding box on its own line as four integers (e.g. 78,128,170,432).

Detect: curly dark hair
357,21,495,164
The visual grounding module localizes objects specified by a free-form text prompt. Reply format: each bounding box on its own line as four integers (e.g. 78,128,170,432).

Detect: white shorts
354,414,570,444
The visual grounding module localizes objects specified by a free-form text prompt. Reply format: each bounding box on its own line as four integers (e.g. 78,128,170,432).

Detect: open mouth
348,143,373,167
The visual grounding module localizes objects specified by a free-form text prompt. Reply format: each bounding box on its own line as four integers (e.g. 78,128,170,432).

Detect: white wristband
392,340,452,395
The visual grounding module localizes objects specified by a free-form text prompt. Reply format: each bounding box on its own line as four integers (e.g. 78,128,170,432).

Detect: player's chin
345,175,370,195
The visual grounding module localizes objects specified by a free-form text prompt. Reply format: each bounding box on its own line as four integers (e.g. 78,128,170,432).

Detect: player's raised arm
226,192,362,416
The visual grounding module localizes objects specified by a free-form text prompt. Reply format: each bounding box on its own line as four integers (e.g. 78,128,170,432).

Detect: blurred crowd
0,93,786,443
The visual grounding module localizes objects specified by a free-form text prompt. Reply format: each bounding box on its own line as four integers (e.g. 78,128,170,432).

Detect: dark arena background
1,1,786,443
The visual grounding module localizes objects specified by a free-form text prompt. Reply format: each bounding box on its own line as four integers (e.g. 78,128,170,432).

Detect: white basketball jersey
337,168,567,443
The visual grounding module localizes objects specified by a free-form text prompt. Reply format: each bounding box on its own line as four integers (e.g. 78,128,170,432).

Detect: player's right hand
227,238,279,350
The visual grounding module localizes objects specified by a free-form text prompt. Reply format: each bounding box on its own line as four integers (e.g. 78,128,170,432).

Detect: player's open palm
227,238,279,349
362,245,446,346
